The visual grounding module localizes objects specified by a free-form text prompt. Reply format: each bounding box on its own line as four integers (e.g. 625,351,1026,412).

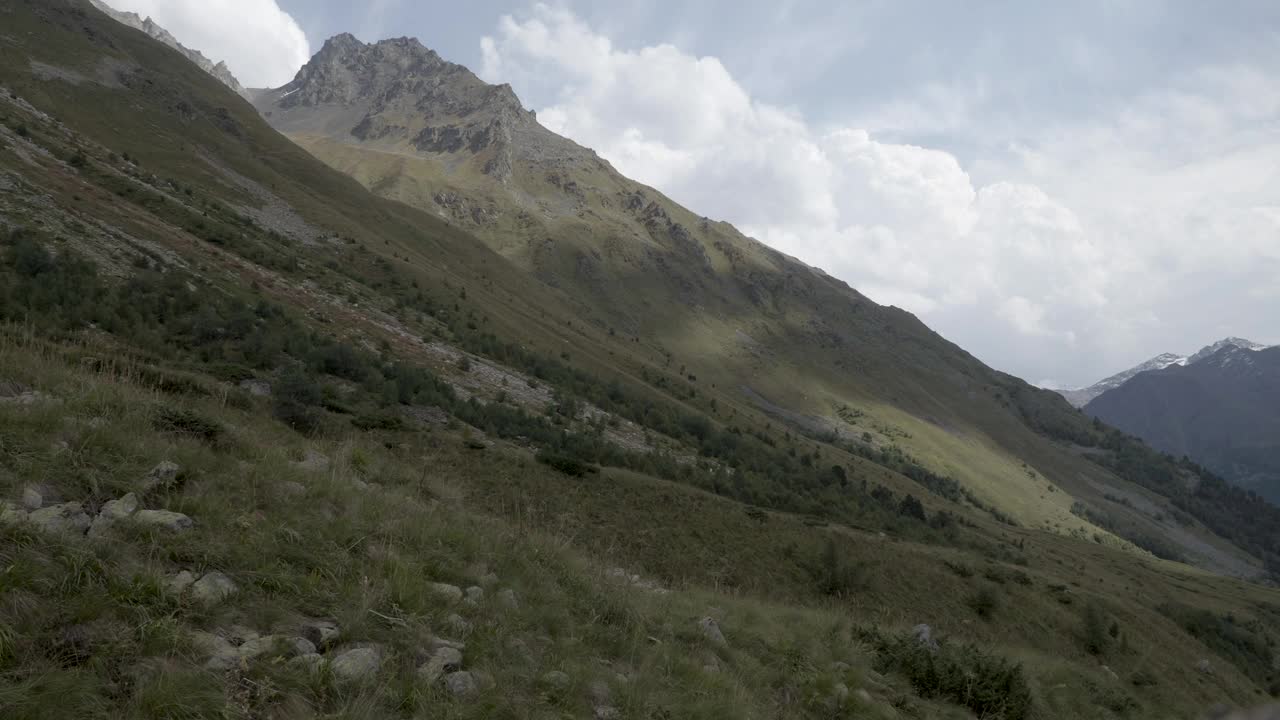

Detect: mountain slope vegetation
0,2,1278,718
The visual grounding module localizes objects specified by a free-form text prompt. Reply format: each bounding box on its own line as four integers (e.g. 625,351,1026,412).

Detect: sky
102,0,1280,389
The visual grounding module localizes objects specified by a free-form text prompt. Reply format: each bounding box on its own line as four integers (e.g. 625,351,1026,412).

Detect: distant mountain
1061,337,1270,407
1086,344,1280,504
89,0,250,100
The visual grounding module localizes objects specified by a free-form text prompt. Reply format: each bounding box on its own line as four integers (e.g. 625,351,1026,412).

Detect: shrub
812,538,869,596
866,630,1034,720
151,407,223,443
1082,601,1111,656
536,450,598,477
969,585,1001,619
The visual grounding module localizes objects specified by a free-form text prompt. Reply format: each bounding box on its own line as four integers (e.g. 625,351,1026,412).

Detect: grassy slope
0,3,1277,718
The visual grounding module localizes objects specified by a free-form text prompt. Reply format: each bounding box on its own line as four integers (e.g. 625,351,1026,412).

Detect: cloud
480,4,1280,387
480,5,1106,361
102,0,310,87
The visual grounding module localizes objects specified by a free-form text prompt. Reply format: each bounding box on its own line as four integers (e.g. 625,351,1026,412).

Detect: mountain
3,3,1280,715
1060,352,1188,407
89,0,251,100
1087,344,1280,504
1061,337,1271,407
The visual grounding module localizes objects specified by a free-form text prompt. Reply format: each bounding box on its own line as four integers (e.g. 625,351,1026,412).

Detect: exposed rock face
88,1,252,100
254,33,592,186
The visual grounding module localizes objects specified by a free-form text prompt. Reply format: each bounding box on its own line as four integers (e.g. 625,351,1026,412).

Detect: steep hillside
2,2,1280,717
1087,345,1280,504
252,33,1276,577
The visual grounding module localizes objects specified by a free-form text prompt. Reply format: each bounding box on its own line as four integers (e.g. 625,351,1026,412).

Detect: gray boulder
21,486,42,510
427,582,463,604
417,646,463,684
29,502,91,535
698,616,727,647
164,570,196,597
133,509,193,533
540,670,571,692
913,623,939,651
0,501,27,524
301,619,340,649
139,461,180,493
190,572,237,606
191,631,240,671
88,492,139,537
444,670,478,697
464,586,484,605
496,588,519,610
329,646,382,683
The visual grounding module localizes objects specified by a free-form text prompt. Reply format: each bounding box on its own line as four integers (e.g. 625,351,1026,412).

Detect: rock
88,492,139,537
29,502,91,535
139,461,180,493
464,586,484,605
280,481,306,497
417,646,463,684
831,661,851,674
428,636,466,652
1102,665,1120,681
496,588,519,610
288,653,324,672
0,501,27,524
133,509,193,533
192,631,239,671
540,670,571,692
427,582,463,604
444,670,478,697
164,570,196,597
190,572,237,606
443,613,471,635
1196,658,1214,675
913,624,939,651
505,636,534,665
21,486,42,510
479,572,500,587
238,635,315,661
329,646,382,683
301,619,340,649
296,449,329,472
855,688,872,703
594,707,620,720
238,379,271,397
698,616,727,647
226,625,260,645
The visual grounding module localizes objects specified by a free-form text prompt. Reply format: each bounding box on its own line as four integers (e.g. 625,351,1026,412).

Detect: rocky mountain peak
1188,337,1269,364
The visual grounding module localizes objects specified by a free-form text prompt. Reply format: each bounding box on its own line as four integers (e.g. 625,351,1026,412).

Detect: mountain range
1060,337,1271,407
1087,343,1280,504
2,2,1279,716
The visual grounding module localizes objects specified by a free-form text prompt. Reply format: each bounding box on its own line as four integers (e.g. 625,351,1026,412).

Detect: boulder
0,501,27,524
21,486,42,510
496,588,519,610
464,586,484,605
139,461,180,493
1196,658,1214,675
238,635,316,661
594,707,620,720
296,449,329,472
190,572,237,606
417,646,463,684
133,509,193,533
301,619,340,649
540,670,571,692
280,481,306,497
329,646,382,683
443,613,471,635
88,492,139,537
288,653,324,672
698,616,727,647
912,624,938,651
444,670,478,697
163,570,196,597
29,502,91,535
191,631,239,671
427,582,463,604
238,379,271,397
589,680,611,706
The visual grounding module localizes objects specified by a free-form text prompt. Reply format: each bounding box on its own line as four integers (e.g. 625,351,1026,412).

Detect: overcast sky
103,0,1280,388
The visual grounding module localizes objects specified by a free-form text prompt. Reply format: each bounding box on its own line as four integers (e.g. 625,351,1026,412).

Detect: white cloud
102,0,310,87
480,4,1280,387
481,5,1109,366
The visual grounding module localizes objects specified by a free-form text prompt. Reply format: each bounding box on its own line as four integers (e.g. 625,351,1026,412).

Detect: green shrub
151,406,223,443
969,585,1001,619
865,629,1034,720
1082,600,1112,656
535,450,598,477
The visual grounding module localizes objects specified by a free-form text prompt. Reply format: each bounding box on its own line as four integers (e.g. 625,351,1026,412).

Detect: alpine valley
0,3,1277,719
